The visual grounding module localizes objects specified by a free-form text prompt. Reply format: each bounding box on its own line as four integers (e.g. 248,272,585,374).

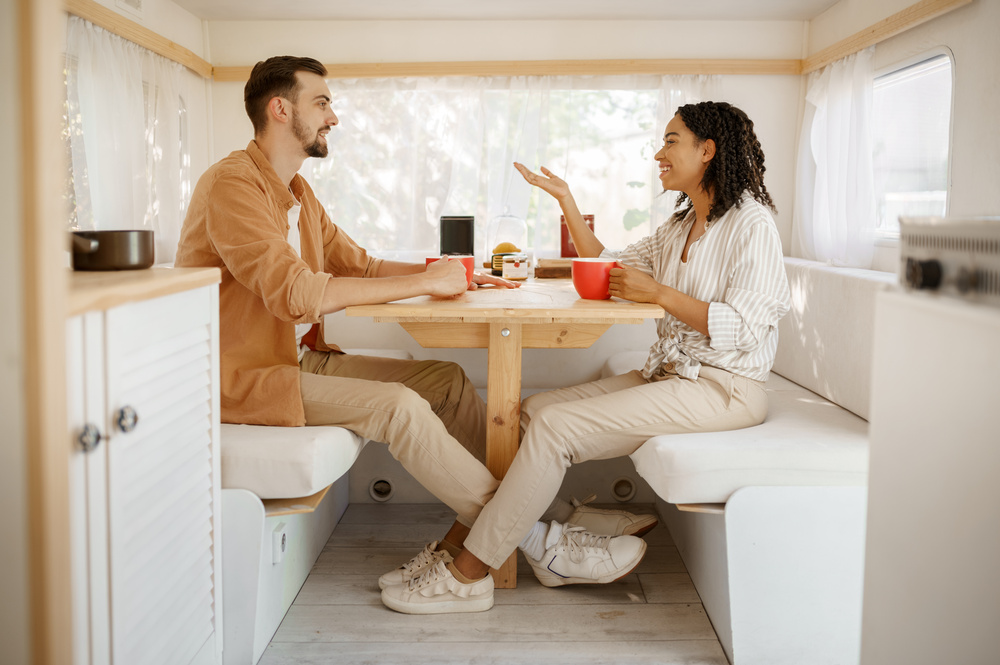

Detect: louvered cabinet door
103,285,222,665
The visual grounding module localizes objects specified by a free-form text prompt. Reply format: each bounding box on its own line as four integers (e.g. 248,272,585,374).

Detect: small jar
501,253,530,280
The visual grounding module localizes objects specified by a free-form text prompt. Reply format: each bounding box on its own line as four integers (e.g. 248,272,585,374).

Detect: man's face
290,72,338,159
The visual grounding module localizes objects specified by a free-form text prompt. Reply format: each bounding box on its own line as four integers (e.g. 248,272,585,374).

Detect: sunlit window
872,53,953,237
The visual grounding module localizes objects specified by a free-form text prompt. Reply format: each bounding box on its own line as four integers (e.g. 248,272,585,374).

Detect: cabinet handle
116,406,139,433
78,424,103,453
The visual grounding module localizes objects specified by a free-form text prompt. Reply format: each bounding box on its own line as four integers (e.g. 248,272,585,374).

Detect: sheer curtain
305,74,716,261
65,16,190,264
792,47,877,268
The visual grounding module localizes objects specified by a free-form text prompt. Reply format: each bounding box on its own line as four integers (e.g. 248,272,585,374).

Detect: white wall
0,0,31,658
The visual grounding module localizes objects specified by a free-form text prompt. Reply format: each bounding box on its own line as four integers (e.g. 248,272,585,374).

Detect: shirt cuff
707,301,739,351
288,270,332,322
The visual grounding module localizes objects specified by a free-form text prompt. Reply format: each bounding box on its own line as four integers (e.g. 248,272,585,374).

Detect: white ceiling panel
173,0,841,22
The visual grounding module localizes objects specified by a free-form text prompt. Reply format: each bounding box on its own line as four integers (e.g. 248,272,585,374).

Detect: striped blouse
602,193,790,382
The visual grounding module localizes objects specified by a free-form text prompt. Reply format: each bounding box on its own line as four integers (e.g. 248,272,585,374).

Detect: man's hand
470,272,521,290
609,263,662,303
424,257,471,297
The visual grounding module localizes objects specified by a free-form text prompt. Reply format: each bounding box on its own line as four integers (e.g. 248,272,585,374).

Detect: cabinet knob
77,424,103,453
116,406,139,433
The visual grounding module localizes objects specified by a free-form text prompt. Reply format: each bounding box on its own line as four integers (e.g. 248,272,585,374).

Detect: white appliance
861,282,1000,662
898,216,1000,305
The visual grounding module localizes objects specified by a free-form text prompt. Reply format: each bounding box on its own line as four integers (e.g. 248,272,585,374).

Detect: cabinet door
103,286,221,665
67,312,112,665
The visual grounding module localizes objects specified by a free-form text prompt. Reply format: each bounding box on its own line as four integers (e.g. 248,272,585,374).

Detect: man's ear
701,138,716,163
268,96,291,126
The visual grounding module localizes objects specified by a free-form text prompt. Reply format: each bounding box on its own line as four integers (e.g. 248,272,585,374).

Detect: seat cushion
220,424,367,499
629,373,868,504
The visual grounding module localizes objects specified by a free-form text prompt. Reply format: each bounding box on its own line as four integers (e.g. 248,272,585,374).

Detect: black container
71,230,155,271
439,216,474,256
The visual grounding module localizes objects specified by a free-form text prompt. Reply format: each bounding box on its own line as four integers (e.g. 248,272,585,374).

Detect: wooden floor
259,503,728,665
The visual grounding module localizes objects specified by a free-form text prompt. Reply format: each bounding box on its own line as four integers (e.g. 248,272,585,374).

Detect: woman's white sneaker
567,494,659,537
525,522,647,587
377,541,453,590
381,560,494,615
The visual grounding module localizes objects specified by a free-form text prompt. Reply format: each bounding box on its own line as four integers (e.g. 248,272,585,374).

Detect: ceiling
172,0,841,22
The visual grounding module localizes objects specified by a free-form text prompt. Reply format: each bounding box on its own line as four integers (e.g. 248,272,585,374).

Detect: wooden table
346,278,664,587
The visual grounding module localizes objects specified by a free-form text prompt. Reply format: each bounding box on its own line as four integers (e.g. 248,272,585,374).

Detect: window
304,76,713,261
872,53,953,237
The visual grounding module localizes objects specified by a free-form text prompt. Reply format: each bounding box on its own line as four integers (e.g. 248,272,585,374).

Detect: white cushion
773,258,895,420
629,373,868,504
220,424,367,499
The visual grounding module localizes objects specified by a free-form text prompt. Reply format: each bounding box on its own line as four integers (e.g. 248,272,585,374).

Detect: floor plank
259,640,729,665
273,603,717,643
263,502,724,664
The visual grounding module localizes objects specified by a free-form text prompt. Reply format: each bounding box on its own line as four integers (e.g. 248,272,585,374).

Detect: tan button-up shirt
176,141,383,426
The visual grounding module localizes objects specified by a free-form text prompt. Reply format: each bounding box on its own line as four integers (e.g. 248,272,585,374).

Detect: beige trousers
298,350,499,525
462,366,768,569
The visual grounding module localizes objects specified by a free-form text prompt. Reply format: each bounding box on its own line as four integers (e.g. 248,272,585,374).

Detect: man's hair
671,101,775,223
244,56,328,135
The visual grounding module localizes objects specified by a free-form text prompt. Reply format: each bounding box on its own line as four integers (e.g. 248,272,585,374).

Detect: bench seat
631,373,868,505
220,424,366,500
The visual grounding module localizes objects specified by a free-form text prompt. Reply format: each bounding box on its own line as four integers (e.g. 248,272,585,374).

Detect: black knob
77,424,103,452
116,405,139,433
956,267,978,294
905,258,942,290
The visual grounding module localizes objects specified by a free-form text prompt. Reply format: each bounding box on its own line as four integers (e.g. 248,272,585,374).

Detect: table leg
486,322,521,589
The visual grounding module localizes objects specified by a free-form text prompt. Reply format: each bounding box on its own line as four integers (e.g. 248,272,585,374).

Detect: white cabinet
68,270,222,665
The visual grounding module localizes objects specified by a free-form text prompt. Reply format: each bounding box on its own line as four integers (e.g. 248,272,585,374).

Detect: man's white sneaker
567,494,658,537
377,541,453,590
381,560,494,615
526,521,647,588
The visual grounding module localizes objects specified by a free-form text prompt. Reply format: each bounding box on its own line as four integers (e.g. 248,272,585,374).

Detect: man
176,56,655,613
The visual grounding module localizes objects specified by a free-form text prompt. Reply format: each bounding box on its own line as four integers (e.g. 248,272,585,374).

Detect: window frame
871,46,956,245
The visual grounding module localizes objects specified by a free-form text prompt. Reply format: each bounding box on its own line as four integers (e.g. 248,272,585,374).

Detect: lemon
493,241,520,253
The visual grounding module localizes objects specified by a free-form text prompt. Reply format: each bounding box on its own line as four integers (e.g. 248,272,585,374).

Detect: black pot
71,230,155,271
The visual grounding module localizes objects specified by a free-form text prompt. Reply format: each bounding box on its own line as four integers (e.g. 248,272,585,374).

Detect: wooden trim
262,484,331,517
676,503,726,515
213,58,803,82
65,0,213,78
802,0,972,74
23,0,73,662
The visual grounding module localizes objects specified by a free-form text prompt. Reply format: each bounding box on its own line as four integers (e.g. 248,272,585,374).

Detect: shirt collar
245,140,305,211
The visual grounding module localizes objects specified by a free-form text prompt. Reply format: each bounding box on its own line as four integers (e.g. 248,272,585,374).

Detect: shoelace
556,525,613,564
401,543,445,574
407,559,450,591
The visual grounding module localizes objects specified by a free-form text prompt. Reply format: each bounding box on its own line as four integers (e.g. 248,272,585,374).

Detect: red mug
426,255,475,287
571,258,617,300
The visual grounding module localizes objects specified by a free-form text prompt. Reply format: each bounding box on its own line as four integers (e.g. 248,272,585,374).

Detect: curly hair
670,101,775,223
244,56,328,135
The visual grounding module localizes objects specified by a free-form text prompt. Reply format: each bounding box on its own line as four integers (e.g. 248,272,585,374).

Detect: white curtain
306,74,716,261
65,16,190,264
792,46,876,268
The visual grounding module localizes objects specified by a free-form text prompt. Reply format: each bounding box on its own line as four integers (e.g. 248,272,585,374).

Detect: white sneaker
568,494,658,537
377,541,453,590
381,560,494,615
526,521,646,588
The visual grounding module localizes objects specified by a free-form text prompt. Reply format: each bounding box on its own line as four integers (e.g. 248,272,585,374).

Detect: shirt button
663,362,675,372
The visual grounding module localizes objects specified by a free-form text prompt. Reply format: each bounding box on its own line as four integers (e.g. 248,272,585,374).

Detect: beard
292,109,328,159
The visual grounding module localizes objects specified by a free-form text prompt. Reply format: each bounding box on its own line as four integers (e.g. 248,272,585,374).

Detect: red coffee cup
426,255,475,287
571,257,616,300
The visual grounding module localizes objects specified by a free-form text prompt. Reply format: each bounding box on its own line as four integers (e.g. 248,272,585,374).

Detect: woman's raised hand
513,162,570,200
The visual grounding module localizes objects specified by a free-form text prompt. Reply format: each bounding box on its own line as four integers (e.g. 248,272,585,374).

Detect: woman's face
653,114,714,196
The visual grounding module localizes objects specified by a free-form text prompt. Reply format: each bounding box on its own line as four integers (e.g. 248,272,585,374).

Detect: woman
380,101,791,614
